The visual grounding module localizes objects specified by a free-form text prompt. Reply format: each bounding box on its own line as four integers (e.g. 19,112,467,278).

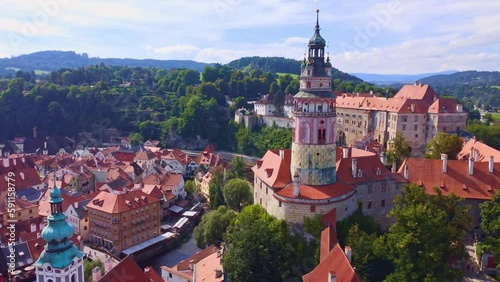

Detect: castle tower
34,181,84,282
291,10,337,185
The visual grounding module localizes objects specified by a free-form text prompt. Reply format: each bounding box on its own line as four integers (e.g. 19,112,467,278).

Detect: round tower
291,9,337,186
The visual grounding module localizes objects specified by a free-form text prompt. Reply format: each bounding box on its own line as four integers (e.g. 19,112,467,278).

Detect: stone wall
260,116,293,129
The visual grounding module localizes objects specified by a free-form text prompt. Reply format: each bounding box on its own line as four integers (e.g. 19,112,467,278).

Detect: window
279,201,282,207
402,125,406,131
381,185,387,193
84,226,87,231
18,212,21,216
381,200,386,208
266,187,268,195
310,205,316,212
414,124,418,131
414,116,419,122
367,186,373,194
402,116,408,122
367,201,372,209
169,273,173,278
415,134,418,138
259,198,262,205
29,209,32,214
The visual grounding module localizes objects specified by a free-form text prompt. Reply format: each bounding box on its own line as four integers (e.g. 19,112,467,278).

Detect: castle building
253,11,405,226
34,182,84,282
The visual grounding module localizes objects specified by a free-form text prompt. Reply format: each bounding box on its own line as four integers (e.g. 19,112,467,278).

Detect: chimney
380,152,386,166
293,171,300,197
189,260,195,270
351,159,358,179
469,157,474,176
20,172,25,180
343,147,350,158
36,233,41,239
30,223,36,233
40,222,46,230
404,165,409,180
104,257,113,273
21,157,25,163
3,158,9,168
370,90,374,96
215,269,223,279
13,158,16,166
410,104,415,112
345,246,352,263
92,267,102,282
33,127,38,138
80,165,84,174
279,149,284,160
489,156,494,173
391,159,397,173
456,104,463,113
441,154,448,174
74,201,79,209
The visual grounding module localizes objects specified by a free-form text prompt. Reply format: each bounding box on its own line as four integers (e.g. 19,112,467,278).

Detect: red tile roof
134,150,157,161
99,255,150,282
276,181,354,200
144,266,164,282
398,158,500,200
458,138,500,162
428,98,462,114
252,150,291,188
86,190,159,214
38,189,99,217
320,222,337,262
195,251,224,282
336,155,406,184
0,168,42,191
393,84,437,102
303,243,360,282
158,148,193,166
113,152,136,163
0,156,35,174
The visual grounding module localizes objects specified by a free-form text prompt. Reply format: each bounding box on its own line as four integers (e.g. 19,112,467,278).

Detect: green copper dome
34,181,83,269
309,9,326,46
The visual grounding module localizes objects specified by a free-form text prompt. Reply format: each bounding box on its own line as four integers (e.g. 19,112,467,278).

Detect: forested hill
226,56,364,83
0,51,211,75
420,71,500,110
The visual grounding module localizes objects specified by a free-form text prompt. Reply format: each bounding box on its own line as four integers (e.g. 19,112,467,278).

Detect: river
139,235,201,275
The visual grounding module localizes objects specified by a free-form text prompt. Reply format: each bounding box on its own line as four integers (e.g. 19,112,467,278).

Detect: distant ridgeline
0,51,212,75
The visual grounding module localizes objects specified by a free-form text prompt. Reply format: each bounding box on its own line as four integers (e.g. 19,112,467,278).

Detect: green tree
224,205,293,282
229,156,245,179
209,167,225,209
223,178,253,212
480,191,500,258
386,132,411,169
184,180,197,196
381,184,471,281
84,259,104,282
424,132,463,160
128,133,143,146
193,206,235,248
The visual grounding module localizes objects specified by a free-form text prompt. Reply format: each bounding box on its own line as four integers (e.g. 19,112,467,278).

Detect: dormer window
357,169,363,178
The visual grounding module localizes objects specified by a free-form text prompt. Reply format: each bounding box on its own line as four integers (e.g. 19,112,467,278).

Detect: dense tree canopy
223,178,253,212
224,205,293,282
387,132,411,169
193,206,236,249
424,132,463,160
381,184,471,281
480,192,500,259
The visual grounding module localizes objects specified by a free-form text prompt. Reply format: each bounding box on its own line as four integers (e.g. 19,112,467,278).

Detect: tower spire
315,9,320,33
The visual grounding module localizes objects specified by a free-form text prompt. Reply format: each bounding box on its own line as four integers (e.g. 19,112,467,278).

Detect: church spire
315,9,320,33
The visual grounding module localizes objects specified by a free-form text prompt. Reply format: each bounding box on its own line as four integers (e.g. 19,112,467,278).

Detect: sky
1,0,499,74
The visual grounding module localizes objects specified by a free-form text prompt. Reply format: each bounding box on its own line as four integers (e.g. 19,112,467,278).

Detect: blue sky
1,0,499,74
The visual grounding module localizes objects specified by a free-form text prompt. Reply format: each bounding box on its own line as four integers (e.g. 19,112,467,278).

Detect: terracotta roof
86,190,159,214
320,222,337,262
276,181,354,200
458,138,500,162
252,150,291,188
99,255,150,282
195,251,224,282
113,152,136,163
336,155,406,184
0,192,37,214
0,156,35,174
398,158,500,200
303,243,360,282
0,168,42,191
157,148,193,166
134,150,157,161
176,245,217,271
144,266,164,282
38,189,99,217
393,84,437,102
255,94,273,105
428,98,463,114
142,173,183,190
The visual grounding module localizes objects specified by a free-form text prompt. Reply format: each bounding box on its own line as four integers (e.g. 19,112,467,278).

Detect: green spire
309,9,326,46
34,176,83,269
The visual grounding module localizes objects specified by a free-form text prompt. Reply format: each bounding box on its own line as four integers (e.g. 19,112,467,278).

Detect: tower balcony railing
293,111,337,117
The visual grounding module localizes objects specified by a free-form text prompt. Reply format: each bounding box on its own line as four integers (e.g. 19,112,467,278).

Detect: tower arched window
306,82,311,89
71,274,76,282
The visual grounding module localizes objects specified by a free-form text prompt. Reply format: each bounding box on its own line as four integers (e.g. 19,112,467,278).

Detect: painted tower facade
34,181,84,282
291,10,337,185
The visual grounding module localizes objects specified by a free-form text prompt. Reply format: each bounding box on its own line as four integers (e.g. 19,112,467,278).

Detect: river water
140,235,201,275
